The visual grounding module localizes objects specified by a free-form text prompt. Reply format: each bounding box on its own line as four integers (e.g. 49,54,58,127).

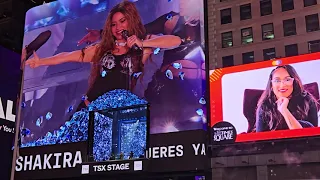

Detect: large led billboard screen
18,0,206,166
210,53,320,144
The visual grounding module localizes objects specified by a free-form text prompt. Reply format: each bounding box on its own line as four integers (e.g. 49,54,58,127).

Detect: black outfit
77,52,137,110
98,12,205,132
87,53,131,101
256,94,318,132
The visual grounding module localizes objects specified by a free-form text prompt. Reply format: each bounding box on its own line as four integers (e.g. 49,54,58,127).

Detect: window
283,18,296,36
241,27,253,44
285,44,298,57
260,0,272,16
263,48,276,60
305,14,320,32
240,4,252,20
304,0,317,7
308,40,320,53
222,31,233,48
281,0,294,11
262,23,274,40
221,8,232,24
242,51,254,64
222,55,234,67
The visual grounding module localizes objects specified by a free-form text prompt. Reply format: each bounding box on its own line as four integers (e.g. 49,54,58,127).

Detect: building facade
209,0,320,68
207,0,320,180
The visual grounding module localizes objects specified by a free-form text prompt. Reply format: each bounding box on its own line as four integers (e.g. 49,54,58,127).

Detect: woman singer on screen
78,0,205,80
255,65,319,132
25,1,181,107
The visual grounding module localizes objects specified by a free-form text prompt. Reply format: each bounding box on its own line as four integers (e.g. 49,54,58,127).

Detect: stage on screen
18,0,206,163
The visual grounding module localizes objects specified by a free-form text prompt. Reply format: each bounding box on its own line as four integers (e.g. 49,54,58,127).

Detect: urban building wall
208,0,320,180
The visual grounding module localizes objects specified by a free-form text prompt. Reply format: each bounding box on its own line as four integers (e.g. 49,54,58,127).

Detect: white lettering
107,164,114,171
214,130,233,142
94,165,106,171
192,143,206,156
53,153,62,169
3,125,12,133
106,163,130,171
32,155,42,170
176,145,183,157
5,100,15,122
168,146,175,157
201,144,206,156
159,146,167,158
43,154,52,169
148,145,184,159
15,156,23,172
152,147,159,158
0,97,15,122
192,143,200,156
94,163,130,172
73,151,82,167
16,151,82,171
63,152,72,168
24,155,33,171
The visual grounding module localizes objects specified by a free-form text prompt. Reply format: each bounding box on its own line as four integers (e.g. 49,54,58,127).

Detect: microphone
121,30,142,51
25,30,52,60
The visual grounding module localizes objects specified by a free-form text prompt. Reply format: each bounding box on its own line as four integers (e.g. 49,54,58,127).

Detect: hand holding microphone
121,30,143,51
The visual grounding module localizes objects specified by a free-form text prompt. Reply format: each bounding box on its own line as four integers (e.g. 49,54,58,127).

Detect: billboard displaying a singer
210,53,320,143
19,0,206,162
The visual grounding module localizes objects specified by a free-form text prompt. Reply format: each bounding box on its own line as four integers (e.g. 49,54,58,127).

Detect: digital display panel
18,0,206,161
210,53,320,143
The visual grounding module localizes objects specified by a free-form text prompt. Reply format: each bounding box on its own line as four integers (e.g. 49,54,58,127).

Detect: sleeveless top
86,51,142,102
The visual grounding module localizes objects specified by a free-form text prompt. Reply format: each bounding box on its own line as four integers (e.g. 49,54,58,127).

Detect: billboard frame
11,0,211,179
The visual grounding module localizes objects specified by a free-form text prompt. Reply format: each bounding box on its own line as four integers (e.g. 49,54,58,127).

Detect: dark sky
0,46,18,180
0,46,21,99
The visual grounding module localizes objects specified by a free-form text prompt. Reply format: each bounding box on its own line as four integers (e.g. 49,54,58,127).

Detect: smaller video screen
210,53,320,143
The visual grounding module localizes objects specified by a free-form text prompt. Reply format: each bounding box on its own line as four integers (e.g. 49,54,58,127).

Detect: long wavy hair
88,1,146,91
256,65,316,130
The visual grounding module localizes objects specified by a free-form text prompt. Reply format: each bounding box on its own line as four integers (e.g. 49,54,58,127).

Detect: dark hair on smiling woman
255,65,317,131
88,1,147,92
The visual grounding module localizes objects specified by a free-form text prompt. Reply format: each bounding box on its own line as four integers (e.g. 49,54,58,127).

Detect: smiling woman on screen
25,1,181,108
255,65,319,132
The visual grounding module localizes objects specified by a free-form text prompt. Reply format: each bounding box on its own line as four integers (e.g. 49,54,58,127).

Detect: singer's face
111,12,128,41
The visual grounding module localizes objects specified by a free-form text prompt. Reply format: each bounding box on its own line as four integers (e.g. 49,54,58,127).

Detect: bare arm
127,35,181,52
127,34,181,64
26,45,97,68
143,35,181,49
142,47,153,64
